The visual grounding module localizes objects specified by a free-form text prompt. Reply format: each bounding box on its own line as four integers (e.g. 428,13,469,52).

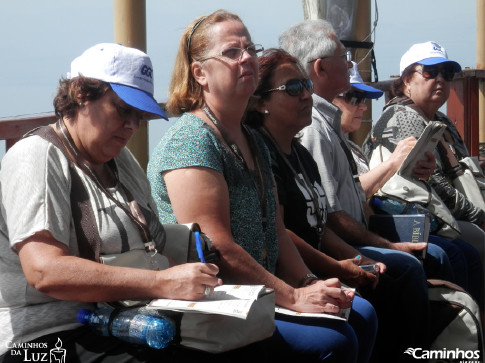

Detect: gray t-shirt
0,134,163,354
298,94,367,224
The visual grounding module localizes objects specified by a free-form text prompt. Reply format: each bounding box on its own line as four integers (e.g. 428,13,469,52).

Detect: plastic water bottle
77,307,175,349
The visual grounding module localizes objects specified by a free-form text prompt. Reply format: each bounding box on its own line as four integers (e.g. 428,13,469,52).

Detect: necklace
202,106,266,216
202,106,247,165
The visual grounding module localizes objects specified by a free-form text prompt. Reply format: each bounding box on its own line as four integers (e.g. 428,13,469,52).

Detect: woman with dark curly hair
0,43,221,362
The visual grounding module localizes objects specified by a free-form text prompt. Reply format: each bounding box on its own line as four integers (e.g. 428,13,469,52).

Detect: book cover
147,285,272,319
397,121,446,178
368,214,430,259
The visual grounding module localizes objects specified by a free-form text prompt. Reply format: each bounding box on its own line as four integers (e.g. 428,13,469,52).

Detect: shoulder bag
369,144,461,240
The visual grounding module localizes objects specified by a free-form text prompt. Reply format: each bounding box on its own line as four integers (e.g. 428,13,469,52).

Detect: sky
0,0,478,160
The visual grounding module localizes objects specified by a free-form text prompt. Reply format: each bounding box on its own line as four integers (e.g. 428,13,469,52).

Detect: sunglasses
339,90,367,106
415,64,456,82
264,78,314,97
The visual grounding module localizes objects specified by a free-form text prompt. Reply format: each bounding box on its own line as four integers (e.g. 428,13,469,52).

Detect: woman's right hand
155,262,222,301
388,137,417,167
291,278,354,314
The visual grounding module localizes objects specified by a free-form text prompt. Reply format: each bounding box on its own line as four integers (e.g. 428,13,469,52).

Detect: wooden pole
349,0,372,147
113,0,149,170
477,0,485,145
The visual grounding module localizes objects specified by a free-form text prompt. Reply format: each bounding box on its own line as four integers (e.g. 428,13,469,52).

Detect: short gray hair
279,19,339,74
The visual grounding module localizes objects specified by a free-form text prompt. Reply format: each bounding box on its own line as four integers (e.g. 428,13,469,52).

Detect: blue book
368,214,430,259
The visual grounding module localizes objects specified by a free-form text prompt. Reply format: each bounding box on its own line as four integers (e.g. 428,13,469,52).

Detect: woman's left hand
413,152,437,181
337,259,379,288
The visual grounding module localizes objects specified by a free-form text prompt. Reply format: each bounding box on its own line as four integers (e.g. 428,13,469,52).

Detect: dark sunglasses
264,78,314,97
416,64,456,82
339,90,367,106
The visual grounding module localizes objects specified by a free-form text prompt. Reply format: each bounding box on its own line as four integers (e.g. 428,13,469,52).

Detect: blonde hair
167,9,243,116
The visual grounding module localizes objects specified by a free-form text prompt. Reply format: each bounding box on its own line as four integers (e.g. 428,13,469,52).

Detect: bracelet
298,273,318,287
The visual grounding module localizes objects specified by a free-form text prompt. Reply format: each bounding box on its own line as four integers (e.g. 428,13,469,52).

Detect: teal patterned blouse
147,113,279,273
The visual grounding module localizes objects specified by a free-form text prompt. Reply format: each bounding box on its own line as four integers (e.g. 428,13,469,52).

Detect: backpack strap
24,126,101,261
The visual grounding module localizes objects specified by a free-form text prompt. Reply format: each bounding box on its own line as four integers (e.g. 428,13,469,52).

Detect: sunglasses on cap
339,90,367,106
415,63,456,82
264,78,314,97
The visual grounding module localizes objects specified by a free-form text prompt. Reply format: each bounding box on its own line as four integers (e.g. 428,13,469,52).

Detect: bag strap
55,119,153,244
24,125,102,261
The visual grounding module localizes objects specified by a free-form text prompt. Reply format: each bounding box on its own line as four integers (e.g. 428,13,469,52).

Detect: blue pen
194,231,206,263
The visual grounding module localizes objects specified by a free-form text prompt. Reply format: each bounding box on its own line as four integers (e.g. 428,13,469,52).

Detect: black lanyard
338,135,359,181
259,126,325,249
202,106,270,268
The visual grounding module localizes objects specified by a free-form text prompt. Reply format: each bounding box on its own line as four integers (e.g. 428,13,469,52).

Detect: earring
264,110,270,115
78,102,83,107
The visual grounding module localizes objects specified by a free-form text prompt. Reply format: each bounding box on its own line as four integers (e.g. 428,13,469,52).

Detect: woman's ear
255,98,268,115
191,61,208,87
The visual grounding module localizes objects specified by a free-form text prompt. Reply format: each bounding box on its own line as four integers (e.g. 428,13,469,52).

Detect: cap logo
141,64,153,79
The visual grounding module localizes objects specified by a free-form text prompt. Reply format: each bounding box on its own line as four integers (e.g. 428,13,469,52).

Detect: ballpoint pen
194,231,206,263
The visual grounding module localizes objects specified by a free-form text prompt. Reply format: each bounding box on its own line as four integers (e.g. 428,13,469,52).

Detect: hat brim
110,83,168,120
417,58,462,73
351,83,383,99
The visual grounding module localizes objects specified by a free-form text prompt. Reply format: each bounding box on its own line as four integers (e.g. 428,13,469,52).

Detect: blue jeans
428,235,483,305
267,296,377,363
422,241,453,281
356,247,429,362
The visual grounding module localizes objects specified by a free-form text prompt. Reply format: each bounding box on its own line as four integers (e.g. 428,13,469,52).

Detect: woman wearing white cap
364,41,483,311
0,43,222,362
335,61,435,198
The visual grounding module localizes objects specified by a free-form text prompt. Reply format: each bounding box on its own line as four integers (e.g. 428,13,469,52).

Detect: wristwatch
298,273,318,287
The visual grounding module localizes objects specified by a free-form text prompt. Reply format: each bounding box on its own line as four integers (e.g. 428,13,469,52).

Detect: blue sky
0,0,477,159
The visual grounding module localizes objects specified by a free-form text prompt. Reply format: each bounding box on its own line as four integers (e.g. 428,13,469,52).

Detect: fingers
410,242,427,251
199,262,219,275
424,151,436,162
321,277,341,288
376,262,387,274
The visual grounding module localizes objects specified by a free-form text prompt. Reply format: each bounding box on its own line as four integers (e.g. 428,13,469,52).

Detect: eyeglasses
197,44,264,62
264,78,314,97
338,90,367,106
112,100,145,124
308,48,352,64
415,64,456,82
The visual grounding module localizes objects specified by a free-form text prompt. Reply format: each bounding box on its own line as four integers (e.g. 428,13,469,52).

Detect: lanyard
55,119,153,243
202,106,267,229
338,135,359,181
258,126,325,249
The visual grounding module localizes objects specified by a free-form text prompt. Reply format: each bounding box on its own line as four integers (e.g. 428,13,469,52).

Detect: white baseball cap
349,61,383,99
399,41,461,76
69,43,167,120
